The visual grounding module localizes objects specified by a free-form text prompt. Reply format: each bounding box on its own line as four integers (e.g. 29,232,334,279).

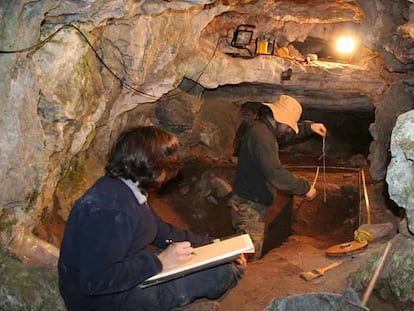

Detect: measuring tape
322,136,326,203
354,229,374,243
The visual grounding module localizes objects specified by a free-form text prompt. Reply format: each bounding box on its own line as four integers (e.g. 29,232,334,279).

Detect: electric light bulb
336,37,356,54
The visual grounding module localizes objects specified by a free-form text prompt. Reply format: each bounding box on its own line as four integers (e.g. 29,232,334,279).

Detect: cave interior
1,0,413,310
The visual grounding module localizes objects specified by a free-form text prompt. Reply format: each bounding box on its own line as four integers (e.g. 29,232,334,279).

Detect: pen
165,239,196,255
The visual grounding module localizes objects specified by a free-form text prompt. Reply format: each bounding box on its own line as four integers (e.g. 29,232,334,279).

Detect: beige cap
263,95,302,133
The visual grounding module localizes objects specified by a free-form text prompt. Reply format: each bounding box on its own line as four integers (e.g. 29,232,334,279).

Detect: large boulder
386,109,414,233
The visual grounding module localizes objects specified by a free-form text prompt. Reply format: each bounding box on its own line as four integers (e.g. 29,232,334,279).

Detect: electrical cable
0,23,221,102
0,23,157,99
69,24,158,99
225,29,233,46
0,26,66,54
153,34,224,103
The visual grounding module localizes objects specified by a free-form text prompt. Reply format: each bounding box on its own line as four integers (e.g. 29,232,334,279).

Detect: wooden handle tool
300,261,343,281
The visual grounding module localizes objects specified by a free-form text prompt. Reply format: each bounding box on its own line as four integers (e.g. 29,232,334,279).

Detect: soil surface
148,155,404,311
36,153,405,311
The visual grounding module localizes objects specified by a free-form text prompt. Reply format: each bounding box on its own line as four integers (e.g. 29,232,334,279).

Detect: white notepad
140,234,254,288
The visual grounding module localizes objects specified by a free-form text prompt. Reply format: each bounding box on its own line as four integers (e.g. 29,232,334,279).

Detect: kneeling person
58,126,246,311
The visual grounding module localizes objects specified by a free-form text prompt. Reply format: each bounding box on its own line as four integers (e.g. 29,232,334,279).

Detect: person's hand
157,241,194,271
310,123,327,138
304,186,317,201
235,253,247,269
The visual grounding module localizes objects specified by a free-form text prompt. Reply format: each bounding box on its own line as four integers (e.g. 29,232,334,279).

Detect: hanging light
336,36,356,54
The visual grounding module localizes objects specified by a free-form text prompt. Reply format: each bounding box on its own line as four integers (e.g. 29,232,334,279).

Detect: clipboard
140,234,254,288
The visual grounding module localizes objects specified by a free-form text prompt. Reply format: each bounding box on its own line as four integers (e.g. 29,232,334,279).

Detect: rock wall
386,110,414,233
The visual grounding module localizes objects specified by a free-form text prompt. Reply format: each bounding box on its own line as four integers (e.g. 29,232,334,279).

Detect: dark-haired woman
58,126,246,311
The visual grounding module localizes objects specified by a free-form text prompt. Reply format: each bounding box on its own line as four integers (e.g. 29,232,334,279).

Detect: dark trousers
229,194,267,260
123,263,244,311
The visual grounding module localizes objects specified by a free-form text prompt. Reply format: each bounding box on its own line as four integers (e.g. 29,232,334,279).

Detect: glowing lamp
336,36,356,54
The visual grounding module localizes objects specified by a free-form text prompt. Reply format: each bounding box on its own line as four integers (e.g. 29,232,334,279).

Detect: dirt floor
146,154,405,311
37,153,406,311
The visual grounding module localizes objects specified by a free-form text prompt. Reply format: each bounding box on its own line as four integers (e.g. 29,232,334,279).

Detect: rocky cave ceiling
195,0,408,112
83,0,412,112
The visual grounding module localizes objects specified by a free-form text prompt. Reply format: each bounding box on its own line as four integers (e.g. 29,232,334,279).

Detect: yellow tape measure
354,229,374,243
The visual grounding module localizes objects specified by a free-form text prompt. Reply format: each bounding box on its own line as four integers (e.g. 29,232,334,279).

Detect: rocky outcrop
369,83,414,180
386,110,414,233
349,224,414,307
348,109,414,308
0,245,65,311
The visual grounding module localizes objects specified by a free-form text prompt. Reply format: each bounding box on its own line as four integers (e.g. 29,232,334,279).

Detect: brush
300,261,342,281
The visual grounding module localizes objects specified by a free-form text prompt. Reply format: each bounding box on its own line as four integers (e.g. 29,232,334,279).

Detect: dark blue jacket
58,176,207,311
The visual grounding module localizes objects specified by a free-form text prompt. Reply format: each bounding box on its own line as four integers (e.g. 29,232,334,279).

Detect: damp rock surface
0,246,65,311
